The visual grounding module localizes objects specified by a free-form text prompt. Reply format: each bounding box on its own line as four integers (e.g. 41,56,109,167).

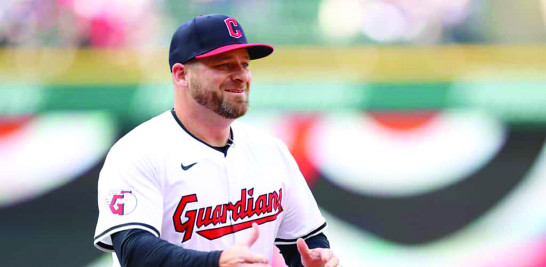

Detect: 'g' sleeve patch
104,190,138,216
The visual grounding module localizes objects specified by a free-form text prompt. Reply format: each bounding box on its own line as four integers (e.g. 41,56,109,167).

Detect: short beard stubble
189,82,249,119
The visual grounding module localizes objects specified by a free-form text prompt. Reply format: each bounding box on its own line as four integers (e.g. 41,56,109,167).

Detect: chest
161,145,284,201
158,144,286,248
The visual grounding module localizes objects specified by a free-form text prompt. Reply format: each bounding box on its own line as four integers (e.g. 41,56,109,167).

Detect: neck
173,103,233,147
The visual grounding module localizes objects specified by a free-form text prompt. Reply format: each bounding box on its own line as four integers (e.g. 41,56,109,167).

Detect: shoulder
231,121,282,144
108,111,175,157
231,120,290,154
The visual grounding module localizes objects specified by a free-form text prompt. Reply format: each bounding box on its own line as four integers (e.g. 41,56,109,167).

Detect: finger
325,255,339,267
296,238,312,259
239,263,270,267
242,223,260,247
242,253,269,264
320,249,333,263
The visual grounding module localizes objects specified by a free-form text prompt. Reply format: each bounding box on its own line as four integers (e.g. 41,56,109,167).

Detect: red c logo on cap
224,18,242,38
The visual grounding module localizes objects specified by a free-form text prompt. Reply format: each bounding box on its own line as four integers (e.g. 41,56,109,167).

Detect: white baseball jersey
94,109,327,266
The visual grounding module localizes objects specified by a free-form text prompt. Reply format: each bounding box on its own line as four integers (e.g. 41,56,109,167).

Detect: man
93,14,339,267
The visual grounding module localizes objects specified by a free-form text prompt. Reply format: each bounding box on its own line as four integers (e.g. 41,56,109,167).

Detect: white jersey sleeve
274,141,327,245
93,133,163,252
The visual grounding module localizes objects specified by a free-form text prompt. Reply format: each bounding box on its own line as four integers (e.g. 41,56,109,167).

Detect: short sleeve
93,138,163,252
274,141,327,245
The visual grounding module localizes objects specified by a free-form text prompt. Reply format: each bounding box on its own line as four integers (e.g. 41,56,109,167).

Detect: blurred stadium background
1,0,546,266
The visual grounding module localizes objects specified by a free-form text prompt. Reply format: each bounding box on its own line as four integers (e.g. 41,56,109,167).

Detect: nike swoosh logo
311,129,544,244
181,162,197,171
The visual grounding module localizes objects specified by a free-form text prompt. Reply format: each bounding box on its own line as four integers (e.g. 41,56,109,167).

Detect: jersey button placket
223,152,237,245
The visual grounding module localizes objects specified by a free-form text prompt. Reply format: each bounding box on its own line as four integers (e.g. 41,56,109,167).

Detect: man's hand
219,223,270,267
296,238,340,267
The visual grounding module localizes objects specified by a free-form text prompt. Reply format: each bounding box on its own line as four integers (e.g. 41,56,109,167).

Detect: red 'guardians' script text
173,188,283,242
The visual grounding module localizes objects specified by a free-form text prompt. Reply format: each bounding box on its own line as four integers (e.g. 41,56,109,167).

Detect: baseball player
94,14,339,267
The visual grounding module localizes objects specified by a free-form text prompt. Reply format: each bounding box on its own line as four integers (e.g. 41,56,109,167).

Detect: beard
189,82,249,119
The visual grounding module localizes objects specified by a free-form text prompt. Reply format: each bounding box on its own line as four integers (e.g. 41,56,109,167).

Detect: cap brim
195,44,274,60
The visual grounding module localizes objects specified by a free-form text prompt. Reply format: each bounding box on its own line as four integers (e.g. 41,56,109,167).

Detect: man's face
185,49,251,119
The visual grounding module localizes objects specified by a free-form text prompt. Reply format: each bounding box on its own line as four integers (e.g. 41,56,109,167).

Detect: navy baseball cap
169,14,274,71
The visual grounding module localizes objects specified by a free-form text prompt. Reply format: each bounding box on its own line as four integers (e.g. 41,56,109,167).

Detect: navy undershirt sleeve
112,229,222,267
276,233,330,267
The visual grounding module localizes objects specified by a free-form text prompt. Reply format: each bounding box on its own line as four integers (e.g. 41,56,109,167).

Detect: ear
172,63,189,87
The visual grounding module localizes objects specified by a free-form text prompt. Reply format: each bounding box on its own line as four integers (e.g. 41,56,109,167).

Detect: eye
217,63,229,69
242,62,249,69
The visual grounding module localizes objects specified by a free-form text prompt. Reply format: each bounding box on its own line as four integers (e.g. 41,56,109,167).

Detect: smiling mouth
225,88,245,93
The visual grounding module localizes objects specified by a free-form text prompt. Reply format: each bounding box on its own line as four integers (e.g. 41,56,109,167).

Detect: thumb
242,223,260,247
296,238,312,259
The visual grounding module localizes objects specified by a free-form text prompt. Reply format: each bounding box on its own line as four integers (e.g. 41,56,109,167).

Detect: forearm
112,229,222,267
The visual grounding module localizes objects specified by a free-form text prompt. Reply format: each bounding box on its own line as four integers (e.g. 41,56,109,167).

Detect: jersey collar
170,108,233,157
